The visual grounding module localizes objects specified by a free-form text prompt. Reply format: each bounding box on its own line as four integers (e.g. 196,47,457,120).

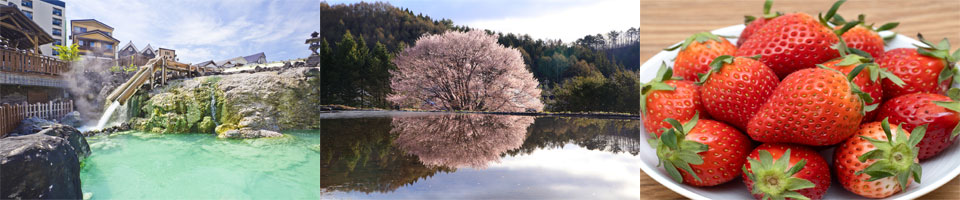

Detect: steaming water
96,101,121,130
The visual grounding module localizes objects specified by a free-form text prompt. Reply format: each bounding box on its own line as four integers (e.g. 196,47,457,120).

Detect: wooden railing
0,48,69,76
0,100,74,137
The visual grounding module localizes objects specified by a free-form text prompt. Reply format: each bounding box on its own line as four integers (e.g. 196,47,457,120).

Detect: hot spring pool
79,130,321,199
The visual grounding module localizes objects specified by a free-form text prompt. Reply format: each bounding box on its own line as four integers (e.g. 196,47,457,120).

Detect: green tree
52,44,81,62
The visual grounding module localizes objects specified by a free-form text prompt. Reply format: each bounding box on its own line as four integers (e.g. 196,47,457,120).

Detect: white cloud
463,0,639,42
64,0,319,63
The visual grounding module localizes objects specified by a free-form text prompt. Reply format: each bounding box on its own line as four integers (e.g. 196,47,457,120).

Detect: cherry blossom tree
391,114,535,169
389,30,544,112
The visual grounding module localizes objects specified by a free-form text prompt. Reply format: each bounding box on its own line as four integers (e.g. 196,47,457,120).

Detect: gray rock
12,117,57,137
219,128,282,139
36,125,90,160
58,111,84,127
0,134,83,199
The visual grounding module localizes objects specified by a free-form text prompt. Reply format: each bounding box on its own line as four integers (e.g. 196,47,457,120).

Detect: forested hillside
320,1,640,113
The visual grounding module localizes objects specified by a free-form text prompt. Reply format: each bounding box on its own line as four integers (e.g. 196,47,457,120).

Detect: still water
321,111,644,199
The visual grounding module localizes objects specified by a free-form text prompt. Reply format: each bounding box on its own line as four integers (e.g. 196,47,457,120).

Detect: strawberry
834,119,925,198
642,63,709,136
878,34,960,100
875,90,960,160
820,53,904,122
831,14,899,59
746,66,874,146
738,0,782,47
666,32,737,82
742,144,830,200
735,1,848,79
648,114,752,186
699,55,779,129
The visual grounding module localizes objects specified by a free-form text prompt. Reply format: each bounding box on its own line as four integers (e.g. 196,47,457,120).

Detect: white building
1,0,65,57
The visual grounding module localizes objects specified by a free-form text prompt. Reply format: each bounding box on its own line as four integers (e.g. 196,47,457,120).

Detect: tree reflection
320,113,645,195
391,114,535,169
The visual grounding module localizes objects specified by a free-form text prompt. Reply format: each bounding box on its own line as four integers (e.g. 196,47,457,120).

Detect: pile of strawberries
641,0,960,199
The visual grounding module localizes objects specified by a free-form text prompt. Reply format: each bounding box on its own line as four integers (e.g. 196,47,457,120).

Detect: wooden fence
0,48,69,76
0,100,74,137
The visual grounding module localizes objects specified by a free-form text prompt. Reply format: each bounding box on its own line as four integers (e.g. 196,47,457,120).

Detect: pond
80,130,321,199
320,111,644,199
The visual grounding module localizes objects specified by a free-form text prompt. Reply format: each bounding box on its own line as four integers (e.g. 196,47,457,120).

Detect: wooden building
70,19,118,59
1,5,70,104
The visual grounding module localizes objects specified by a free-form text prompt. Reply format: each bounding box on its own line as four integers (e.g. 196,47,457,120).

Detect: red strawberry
746,67,873,146
699,55,779,129
735,1,847,79
649,114,752,186
875,91,960,160
738,0,782,47
667,32,737,82
834,119,925,198
820,53,904,122
878,34,960,100
742,144,830,200
832,14,899,59
642,63,709,135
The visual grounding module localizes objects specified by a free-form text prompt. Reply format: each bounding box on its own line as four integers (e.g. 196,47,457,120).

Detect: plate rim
638,24,960,200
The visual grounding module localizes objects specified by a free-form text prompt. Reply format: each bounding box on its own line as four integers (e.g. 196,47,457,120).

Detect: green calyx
647,113,709,183
933,88,960,138
816,63,876,114
855,118,925,190
833,53,906,86
831,14,899,33
743,149,816,200
818,0,847,28
664,32,725,51
640,62,680,115
914,33,960,86
697,55,736,84
744,0,782,24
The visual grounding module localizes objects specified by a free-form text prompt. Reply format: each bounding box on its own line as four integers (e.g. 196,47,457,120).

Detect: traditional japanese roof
70,19,113,30
119,41,138,55
140,44,154,54
243,52,265,63
0,6,54,47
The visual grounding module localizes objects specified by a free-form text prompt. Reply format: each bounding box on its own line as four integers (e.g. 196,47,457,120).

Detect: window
52,28,61,36
54,39,62,46
21,0,32,8
53,18,61,26
105,44,113,50
22,10,31,19
53,8,62,16
73,27,86,34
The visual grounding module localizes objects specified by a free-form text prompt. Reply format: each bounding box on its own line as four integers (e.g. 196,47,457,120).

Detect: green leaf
683,112,700,133
935,101,960,113
849,48,874,61
910,163,923,183
868,65,880,82
938,66,954,85
773,149,792,172
743,165,756,181
865,170,895,182
881,118,893,142
661,129,679,149
666,118,684,134
647,82,675,92
858,149,883,162
820,0,847,26
678,152,704,165
745,15,757,24
759,150,774,166
908,125,927,147
837,55,864,66
836,20,860,35
782,191,811,200
663,161,683,183
897,170,910,191
952,120,960,138
937,38,951,50
831,15,847,26
864,103,879,112
663,43,682,51
948,88,960,100
680,140,709,153
786,159,807,176
847,63,867,81
876,22,899,32
879,68,906,87
784,177,816,191
672,158,702,182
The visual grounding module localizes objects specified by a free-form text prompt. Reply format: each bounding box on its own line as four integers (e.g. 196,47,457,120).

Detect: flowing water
80,130,321,199
95,101,121,130
210,88,219,126
320,111,644,199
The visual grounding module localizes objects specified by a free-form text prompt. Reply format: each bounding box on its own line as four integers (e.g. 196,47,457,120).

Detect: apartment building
1,0,66,57
70,19,119,59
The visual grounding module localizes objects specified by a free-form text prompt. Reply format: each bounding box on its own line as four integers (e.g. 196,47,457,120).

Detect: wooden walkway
106,57,217,105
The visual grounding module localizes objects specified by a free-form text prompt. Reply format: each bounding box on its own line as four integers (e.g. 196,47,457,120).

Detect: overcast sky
323,0,640,43
64,0,320,63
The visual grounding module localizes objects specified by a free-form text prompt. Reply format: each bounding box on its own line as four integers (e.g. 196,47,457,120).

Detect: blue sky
323,0,639,43
64,0,320,63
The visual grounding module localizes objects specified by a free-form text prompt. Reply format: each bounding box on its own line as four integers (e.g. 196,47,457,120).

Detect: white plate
638,24,960,200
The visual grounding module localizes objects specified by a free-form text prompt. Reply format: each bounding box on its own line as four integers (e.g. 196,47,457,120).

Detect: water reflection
320,112,644,198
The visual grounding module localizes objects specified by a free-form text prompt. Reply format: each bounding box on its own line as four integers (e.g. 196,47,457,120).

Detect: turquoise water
80,131,321,199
